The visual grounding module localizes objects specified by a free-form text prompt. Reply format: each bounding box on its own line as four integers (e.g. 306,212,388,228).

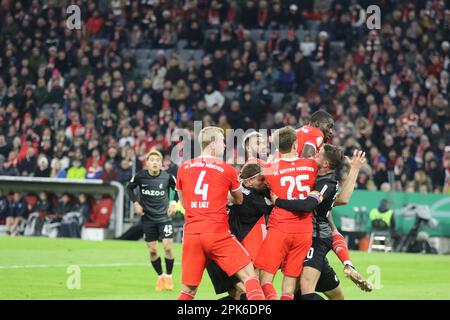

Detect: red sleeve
175,164,184,191
225,164,241,192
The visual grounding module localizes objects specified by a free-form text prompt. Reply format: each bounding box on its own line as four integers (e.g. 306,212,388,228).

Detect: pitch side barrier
0,176,124,237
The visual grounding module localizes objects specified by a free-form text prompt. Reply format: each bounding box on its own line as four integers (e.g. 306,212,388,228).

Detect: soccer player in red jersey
243,131,268,165
254,127,317,300
176,126,265,300
297,110,334,158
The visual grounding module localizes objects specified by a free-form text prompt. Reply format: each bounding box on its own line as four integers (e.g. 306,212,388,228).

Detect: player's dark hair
323,144,344,170
240,163,263,180
310,110,333,126
277,126,297,154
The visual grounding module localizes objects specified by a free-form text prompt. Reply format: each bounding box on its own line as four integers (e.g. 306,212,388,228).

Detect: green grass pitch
1,237,449,300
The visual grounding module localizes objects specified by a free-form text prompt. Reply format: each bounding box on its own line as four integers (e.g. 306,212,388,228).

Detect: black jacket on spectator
9,198,28,219
19,156,37,175
55,201,75,216
35,199,51,213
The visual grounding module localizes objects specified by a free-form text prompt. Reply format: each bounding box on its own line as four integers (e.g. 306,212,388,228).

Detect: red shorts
254,228,312,277
182,232,251,286
241,216,267,262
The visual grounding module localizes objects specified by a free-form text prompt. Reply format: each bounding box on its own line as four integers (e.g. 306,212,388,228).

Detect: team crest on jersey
159,184,163,189
242,187,250,195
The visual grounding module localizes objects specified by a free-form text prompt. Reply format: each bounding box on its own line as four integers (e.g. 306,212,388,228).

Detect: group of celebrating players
127,110,373,300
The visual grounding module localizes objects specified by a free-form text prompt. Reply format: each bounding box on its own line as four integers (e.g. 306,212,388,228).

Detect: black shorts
206,260,240,295
315,257,340,292
304,237,340,292
141,217,173,242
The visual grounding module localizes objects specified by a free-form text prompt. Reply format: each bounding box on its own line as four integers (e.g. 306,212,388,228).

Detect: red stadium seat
26,194,38,212
84,197,113,228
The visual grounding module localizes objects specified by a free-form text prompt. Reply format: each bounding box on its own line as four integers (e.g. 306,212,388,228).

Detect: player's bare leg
147,241,165,291
162,238,175,290
11,217,22,236
343,264,372,292
324,285,345,300
235,263,265,300
300,266,324,300
280,276,297,300
259,270,277,300
179,284,197,300
5,217,13,235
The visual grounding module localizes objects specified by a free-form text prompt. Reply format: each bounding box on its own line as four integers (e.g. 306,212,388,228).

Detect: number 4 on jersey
195,170,209,201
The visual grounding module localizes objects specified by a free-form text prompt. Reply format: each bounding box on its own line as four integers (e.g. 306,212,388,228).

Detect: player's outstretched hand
345,149,367,170
133,202,144,216
344,265,373,292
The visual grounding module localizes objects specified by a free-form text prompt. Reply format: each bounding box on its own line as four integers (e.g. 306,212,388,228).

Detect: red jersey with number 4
296,125,324,156
264,157,317,233
176,157,241,234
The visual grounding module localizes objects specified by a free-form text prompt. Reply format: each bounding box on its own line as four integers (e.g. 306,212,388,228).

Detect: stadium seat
84,198,113,228
222,91,237,101
249,29,264,41
368,220,393,253
26,194,38,212
306,20,321,31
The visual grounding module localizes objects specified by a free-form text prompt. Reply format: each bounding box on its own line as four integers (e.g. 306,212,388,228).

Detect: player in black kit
126,150,177,291
273,145,369,300
206,163,273,300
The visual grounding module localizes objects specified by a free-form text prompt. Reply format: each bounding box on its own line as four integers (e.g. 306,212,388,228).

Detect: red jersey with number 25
176,156,241,234
296,125,324,156
264,157,317,233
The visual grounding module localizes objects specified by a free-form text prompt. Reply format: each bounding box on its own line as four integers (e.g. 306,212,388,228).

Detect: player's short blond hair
146,149,163,161
198,126,224,150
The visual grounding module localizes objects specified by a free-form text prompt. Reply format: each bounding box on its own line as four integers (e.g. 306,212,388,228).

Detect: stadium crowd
0,0,449,199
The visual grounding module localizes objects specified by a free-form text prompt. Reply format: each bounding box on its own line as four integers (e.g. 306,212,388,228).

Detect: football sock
165,258,174,275
332,230,352,266
280,292,294,300
151,257,163,276
178,290,195,300
261,282,277,300
301,293,325,300
244,277,265,300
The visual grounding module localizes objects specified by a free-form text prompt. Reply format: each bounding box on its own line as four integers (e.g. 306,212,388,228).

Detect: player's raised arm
335,150,366,206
